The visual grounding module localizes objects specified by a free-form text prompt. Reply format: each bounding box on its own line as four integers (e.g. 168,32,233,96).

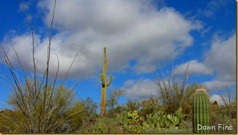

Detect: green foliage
154,68,204,114
106,89,123,118
83,97,98,116
166,114,180,128
91,118,123,133
64,101,86,133
71,97,98,133
210,113,236,133
0,81,78,133
143,107,184,131
116,108,145,133
125,99,140,112
210,99,236,134
116,107,184,133
92,119,109,133
106,106,124,118
192,88,210,133
78,115,98,133
140,97,160,117
0,109,23,133
121,110,145,133
180,83,202,115
106,89,123,110
143,112,165,130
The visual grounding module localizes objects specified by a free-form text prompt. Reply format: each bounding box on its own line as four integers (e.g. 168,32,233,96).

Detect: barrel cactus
192,88,210,133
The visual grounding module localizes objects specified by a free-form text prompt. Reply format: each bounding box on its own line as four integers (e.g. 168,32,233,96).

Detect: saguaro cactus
192,88,210,133
100,47,112,117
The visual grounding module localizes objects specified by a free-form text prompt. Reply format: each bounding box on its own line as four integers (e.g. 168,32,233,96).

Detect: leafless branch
62,44,86,85
44,0,57,111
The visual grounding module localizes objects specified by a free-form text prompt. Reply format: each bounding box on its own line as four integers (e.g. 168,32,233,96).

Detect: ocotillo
100,47,112,117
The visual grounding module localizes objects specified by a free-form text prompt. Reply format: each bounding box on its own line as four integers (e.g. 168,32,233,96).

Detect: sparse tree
106,89,123,110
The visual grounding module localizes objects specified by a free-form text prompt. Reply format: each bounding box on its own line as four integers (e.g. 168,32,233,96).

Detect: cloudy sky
0,0,236,108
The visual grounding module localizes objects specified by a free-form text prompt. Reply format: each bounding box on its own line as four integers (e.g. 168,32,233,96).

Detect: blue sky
0,0,236,109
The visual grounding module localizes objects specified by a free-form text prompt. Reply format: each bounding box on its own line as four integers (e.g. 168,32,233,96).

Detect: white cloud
205,33,236,81
3,0,200,78
174,33,236,91
173,60,213,75
203,79,234,90
196,0,232,18
122,79,156,99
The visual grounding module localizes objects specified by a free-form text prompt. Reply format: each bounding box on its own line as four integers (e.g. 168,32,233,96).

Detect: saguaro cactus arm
100,74,105,87
107,75,113,86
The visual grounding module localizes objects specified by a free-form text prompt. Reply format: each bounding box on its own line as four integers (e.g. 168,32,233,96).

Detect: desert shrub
117,110,145,133
84,117,123,133
210,87,236,133
83,97,98,115
125,99,141,112
219,96,236,119
106,106,124,118
154,67,203,114
76,97,99,133
0,109,23,133
143,107,184,131
106,89,123,110
115,107,185,133
210,99,236,133
180,83,202,115
63,101,87,133
105,89,124,118
210,113,236,133
78,115,98,133
211,101,219,112
140,97,160,118
0,82,78,133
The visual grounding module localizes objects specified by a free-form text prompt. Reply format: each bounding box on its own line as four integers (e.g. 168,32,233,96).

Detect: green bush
143,107,184,131
116,110,145,133
0,83,79,133
140,97,160,117
91,118,123,133
115,107,185,133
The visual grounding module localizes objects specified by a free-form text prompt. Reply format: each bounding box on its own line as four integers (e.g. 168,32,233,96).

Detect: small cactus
100,47,112,117
192,88,210,133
